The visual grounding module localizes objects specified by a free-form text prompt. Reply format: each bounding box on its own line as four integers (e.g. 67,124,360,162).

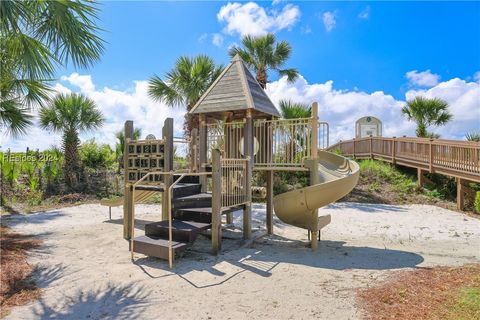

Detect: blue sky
3,1,480,151
59,1,480,99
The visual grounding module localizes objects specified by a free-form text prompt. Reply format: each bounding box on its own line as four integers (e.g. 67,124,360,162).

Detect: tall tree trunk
256,68,268,89
62,128,81,190
416,123,427,138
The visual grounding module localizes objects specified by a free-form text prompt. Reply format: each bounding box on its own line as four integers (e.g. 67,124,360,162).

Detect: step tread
147,219,211,232
133,235,188,249
173,192,212,201
178,206,244,214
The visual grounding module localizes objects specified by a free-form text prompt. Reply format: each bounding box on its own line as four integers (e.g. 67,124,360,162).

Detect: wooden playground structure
122,55,358,268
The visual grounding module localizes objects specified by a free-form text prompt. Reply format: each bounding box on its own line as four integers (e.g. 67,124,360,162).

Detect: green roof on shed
189,54,280,117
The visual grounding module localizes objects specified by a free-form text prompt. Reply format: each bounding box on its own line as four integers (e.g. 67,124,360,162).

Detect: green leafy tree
279,100,311,119
115,128,141,173
401,96,452,138
148,55,224,133
0,0,104,136
39,93,104,189
228,33,298,89
80,139,116,170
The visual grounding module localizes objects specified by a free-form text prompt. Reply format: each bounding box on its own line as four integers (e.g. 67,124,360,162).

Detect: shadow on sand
133,233,424,289
31,282,151,320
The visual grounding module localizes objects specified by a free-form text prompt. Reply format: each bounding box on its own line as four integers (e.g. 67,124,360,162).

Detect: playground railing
220,158,249,208
328,136,480,182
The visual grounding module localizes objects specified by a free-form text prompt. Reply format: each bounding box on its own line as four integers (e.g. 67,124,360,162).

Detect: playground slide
273,151,359,231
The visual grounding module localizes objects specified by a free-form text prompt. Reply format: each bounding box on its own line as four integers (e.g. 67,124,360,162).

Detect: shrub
80,139,116,170
474,191,480,214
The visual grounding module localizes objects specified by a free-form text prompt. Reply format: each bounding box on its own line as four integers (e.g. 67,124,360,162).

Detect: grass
344,159,462,211
357,264,480,320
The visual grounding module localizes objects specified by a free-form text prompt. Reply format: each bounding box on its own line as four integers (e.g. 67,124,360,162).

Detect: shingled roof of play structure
189,54,281,119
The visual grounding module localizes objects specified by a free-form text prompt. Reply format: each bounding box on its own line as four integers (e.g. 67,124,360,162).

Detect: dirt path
3,203,480,320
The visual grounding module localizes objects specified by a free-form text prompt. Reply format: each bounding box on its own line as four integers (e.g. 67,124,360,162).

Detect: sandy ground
3,202,480,320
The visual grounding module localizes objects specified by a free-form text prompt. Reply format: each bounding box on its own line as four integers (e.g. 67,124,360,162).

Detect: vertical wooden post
352,138,356,158
190,128,198,172
417,168,425,187
243,109,253,239
199,114,207,192
429,139,434,173
123,120,133,240
266,170,274,235
457,178,465,211
392,137,396,164
162,118,173,221
369,135,373,159
211,149,222,254
309,102,320,250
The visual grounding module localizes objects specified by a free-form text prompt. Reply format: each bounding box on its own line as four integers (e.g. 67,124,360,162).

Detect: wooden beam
211,149,222,254
266,170,274,235
199,114,207,192
243,109,253,239
457,178,465,211
309,103,320,250
123,120,133,240
417,168,426,188
162,118,173,221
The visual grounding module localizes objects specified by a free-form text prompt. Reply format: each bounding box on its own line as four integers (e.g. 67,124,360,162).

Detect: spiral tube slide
273,151,360,231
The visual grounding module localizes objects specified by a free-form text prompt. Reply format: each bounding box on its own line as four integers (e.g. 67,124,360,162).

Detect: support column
162,118,173,221
310,102,320,250
417,168,426,188
243,109,253,239
266,170,274,235
199,114,207,192
211,149,222,254
457,178,465,211
123,120,133,240
190,128,198,172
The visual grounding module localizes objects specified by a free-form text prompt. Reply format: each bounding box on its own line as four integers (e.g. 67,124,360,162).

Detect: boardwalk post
211,149,222,254
310,102,320,250
457,178,465,211
199,114,207,192
392,137,396,165
429,139,434,172
123,120,133,240
162,118,173,221
352,139,356,158
369,135,373,159
417,169,425,187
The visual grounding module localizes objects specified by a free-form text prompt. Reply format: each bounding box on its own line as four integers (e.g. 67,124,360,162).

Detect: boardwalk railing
220,158,249,208
328,136,480,182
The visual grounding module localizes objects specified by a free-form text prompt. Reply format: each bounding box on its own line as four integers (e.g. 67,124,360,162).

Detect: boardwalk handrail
327,136,480,182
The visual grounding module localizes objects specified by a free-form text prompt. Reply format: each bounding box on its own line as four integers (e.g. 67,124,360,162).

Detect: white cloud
358,6,370,20
301,25,312,34
474,71,480,83
266,74,480,143
322,11,336,32
212,33,224,47
1,74,186,151
405,69,440,87
217,2,300,37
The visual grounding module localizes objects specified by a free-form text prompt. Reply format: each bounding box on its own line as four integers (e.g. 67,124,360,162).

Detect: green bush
80,139,116,170
474,191,480,214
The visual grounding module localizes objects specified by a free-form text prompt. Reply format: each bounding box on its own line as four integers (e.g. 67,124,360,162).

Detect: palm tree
401,96,452,138
228,33,298,89
279,100,311,119
0,0,104,136
39,93,104,188
465,131,480,142
148,55,224,134
115,128,142,173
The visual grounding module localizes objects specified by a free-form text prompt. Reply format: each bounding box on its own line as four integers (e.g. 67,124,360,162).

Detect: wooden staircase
131,175,241,261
